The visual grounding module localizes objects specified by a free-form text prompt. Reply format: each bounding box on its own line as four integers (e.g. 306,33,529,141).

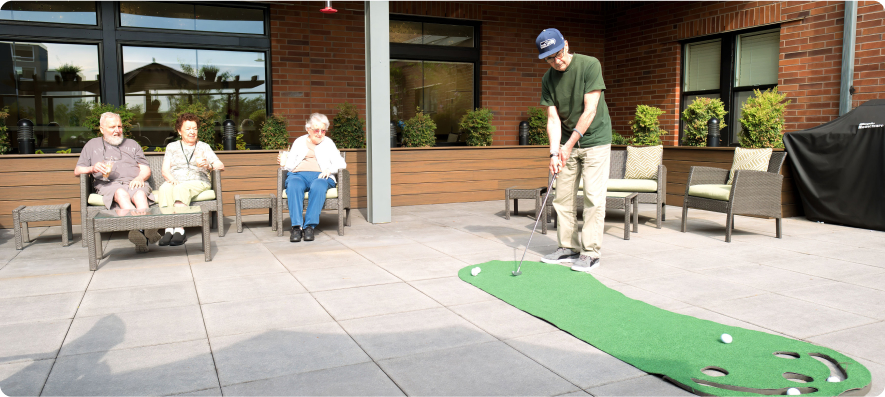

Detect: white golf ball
720,333,732,344
471,267,481,276
786,387,801,395
827,376,840,382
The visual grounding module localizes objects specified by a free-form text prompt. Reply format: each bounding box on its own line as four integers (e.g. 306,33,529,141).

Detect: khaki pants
553,144,611,258
157,181,211,207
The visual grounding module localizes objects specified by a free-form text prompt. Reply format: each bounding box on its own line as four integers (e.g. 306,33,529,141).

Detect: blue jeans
285,171,336,228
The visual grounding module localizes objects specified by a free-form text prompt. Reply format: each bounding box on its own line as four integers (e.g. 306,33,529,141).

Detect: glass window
0,1,97,25
122,46,267,149
0,41,102,152
390,60,474,144
684,39,721,92
120,2,264,35
390,21,475,47
735,30,779,87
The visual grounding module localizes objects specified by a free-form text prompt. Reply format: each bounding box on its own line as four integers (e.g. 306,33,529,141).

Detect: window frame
679,25,780,146
0,1,102,28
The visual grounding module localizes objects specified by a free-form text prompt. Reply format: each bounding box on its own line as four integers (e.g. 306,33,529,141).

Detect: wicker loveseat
680,151,786,242
276,166,352,236
80,155,225,246
544,149,667,229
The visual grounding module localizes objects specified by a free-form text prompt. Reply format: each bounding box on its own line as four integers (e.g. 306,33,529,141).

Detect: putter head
512,270,522,276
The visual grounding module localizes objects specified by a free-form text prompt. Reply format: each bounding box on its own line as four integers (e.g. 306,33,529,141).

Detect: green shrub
214,134,248,151
330,102,366,149
259,114,290,150
56,148,72,154
460,108,495,146
629,105,667,146
681,97,727,147
611,132,630,145
0,107,9,154
527,107,548,145
401,108,437,148
83,103,137,138
154,146,166,152
739,88,789,149
173,102,217,147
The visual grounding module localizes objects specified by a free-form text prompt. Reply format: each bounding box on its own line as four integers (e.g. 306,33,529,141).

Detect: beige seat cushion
728,147,772,185
87,194,104,206
89,190,216,207
688,184,732,201
625,145,663,180
606,179,658,193
281,188,339,200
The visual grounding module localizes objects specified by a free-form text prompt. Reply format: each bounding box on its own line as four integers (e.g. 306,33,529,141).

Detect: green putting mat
459,261,871,396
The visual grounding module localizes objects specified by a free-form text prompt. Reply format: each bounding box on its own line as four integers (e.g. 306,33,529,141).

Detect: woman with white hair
278,113,346,242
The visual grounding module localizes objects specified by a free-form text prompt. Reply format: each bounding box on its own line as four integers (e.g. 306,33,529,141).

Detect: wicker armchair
276,166,351,236
544,149,667,229
80,155,225,246
681,151,786,242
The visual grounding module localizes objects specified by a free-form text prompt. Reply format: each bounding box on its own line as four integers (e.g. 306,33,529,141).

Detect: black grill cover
782,99,885,231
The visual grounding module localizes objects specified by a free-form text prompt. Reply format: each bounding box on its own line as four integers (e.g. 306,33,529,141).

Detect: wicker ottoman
13,204,73,249
235,194,277,233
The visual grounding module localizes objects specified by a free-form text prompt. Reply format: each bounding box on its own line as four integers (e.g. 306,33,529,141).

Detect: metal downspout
839,1,858,116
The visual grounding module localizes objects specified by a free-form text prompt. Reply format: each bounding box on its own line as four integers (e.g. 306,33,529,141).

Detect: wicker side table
606,192,639,240
235,194,277,233
13,204,73,249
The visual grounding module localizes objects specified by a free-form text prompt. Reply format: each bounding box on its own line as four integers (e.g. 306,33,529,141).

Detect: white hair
99,112,121,126
305,113,330,131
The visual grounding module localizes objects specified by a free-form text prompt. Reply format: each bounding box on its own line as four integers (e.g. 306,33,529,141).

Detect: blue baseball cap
536,28,565,59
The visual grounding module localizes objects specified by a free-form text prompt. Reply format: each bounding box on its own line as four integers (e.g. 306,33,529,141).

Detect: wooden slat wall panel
0,146,803,228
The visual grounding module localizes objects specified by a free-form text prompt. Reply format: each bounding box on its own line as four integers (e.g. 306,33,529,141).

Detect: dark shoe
303,226,315,241
169,231,187,246
571,256,601,272
158,231,173,246
290,226,302,243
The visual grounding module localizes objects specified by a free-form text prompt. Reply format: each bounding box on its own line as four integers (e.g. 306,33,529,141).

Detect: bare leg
114,189,136,209
174,200,187,207
132,190,150,210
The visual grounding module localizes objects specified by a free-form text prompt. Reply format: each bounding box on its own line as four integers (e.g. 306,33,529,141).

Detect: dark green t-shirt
541,53,612,148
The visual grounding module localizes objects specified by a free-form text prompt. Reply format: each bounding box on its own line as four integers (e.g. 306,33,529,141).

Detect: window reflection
389,21,474,47
0,1,96,25
120,2,264,35
122,46,267,149
0,41,101,152
390,60,473,144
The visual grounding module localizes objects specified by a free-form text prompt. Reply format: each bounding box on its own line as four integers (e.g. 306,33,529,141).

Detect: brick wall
269,1,884,145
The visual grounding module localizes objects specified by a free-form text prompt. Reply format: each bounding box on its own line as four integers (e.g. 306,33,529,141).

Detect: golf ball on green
827,376,840,382
786,387,801,395
471,267,481,276
720,333,732,344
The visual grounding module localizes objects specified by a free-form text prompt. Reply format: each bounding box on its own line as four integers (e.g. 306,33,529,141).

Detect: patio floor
1,201,883,396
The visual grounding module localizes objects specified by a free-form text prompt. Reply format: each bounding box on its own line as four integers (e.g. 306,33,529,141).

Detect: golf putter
513,172,558,276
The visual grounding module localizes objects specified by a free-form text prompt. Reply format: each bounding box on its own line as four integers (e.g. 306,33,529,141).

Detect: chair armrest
730,170,783,216
656,164,666,195
212,169,223,204
338,168,350,207
80,173,92,211
277,167,286,196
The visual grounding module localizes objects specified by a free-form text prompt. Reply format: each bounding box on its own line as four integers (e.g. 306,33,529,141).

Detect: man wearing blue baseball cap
536,28,612,273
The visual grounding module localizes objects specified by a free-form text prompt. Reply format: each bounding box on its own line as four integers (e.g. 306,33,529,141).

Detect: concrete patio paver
1,202,883,396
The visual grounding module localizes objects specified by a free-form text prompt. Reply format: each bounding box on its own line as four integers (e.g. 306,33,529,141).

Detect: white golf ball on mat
720,333,732,344
827,376,840,382
471,267,481,276
786,387,801,395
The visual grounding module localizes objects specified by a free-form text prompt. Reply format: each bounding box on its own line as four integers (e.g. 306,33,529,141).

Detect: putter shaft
514,173,558,275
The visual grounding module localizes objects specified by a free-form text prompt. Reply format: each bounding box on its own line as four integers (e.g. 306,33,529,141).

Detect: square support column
365,1,392,223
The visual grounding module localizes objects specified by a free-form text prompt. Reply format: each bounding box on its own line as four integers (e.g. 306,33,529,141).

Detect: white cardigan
283,135,347,183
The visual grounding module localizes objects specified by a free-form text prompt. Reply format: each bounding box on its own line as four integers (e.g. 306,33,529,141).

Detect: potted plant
611,131,630,145
739,88,790,149
401,108,436,148
629,104,667,146
0,107,9,154
460,108,495,146
57,63,82,82
681,97,727,147
330,102,366,149
259,114,290,150
527,107,548,145
202,65,220,82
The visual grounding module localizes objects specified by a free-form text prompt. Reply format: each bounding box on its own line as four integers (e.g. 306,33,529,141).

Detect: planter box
0,145,801,228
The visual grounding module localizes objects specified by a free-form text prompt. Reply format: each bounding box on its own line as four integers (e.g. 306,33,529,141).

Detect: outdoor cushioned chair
681,150,786,242
545,148,667,229
80,155,225,246
276,163,351,236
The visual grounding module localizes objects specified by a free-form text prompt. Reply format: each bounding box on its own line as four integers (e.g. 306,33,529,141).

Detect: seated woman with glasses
278,113,346,243
157,113,225,246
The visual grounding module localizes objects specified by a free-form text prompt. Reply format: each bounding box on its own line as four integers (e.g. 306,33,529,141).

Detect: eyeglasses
544,49,566,63
310,128,327,134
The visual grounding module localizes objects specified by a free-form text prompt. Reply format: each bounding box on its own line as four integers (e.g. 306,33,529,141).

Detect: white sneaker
570,255,601,272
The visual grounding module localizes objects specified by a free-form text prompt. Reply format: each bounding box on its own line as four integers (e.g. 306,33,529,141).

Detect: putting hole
701,366,729,377
774,351,800,359
809,353,847,381
783,372,813,383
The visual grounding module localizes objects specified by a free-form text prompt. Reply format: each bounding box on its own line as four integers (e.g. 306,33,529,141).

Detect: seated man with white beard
74,111,160,250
